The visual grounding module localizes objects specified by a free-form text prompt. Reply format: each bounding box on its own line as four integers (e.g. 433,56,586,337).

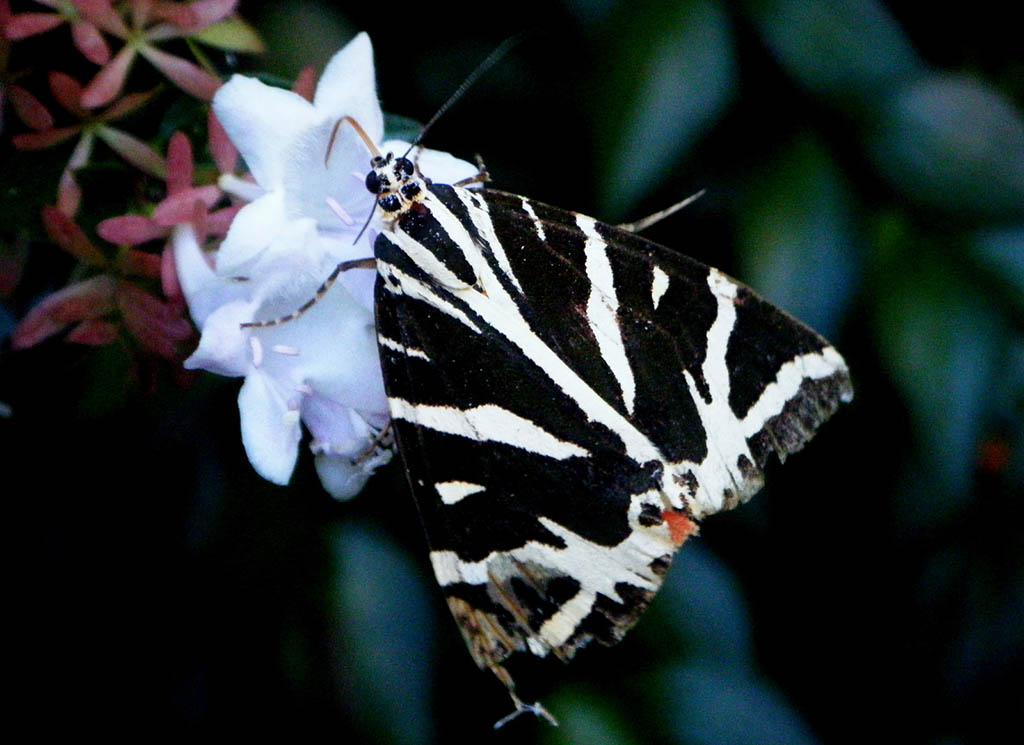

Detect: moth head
365,152,423,215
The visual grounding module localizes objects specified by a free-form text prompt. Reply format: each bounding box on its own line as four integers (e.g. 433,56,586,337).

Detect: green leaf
654,544,754,668
192,18,266,54
971,225,1024,311
541,686,642,745
328,522,437,744
737,133,860,338
869,74,1024,218
595,0,737,217
745,0,924,111
658,664,821,745
873,238,1011,517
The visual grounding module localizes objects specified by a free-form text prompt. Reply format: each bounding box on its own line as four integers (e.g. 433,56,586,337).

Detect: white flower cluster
172,33,477,498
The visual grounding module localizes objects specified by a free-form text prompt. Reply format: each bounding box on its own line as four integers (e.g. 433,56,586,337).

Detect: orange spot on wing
662,510,697,546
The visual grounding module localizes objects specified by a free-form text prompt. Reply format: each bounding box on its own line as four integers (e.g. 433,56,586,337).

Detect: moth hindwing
367,151,852,718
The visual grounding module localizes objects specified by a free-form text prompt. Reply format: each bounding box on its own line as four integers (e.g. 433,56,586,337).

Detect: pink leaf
117,282,192,358
7,85,54,131
116,247,163,277
151,0,196,29
138,43,221,100
207,108,236,173
81,44,136,109
73,0,130,37
131,0,153,28
152,185,221,225
71,19,112,64
292,65,316,102
187,0,237,28
57,168,83,217
3,12,63,39
12,126,81,149
12,276,116,349
99,86,159,120
206,203,241,236
161,242,183,302
42,206,108,265
0,236,28,297
67,318,120,346
95,126,167,177
49,71,87,117
165,131,193,194
97,214,166,245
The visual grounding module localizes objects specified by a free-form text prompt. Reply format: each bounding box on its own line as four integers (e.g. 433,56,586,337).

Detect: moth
326,117,852,725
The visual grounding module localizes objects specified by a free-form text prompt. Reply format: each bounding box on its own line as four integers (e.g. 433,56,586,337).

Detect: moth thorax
365,152,423,217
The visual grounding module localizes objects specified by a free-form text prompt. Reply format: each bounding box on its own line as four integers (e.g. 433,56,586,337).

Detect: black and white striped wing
372,183,852,688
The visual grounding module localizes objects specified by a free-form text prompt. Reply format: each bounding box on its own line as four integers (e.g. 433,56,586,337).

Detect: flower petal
215,189,286,274
172,223,245,326
313,33,383,142
238,371,302,485
183,297,253,375
213,74,319,188
282,116,375,227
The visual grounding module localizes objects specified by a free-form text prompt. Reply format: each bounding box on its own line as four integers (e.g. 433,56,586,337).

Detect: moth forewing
363,149,851,725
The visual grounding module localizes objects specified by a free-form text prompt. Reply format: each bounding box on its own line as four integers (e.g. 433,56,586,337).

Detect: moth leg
454,154,490,188
240,257,376,329
494,692,558,729
616,189,706,233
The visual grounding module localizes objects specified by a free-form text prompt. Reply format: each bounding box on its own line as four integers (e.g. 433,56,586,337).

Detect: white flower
172,33,478,498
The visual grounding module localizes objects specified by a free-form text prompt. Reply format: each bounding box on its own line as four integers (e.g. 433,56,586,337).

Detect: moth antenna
326,115,383,167
616,189,707,233
402,33,526,159
239,257,376,329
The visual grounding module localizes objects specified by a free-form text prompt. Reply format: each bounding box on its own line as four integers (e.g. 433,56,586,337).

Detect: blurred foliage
3,0,1022,743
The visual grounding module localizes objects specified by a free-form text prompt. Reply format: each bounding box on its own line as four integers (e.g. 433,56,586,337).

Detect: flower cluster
3,10,476,498
174,33,477,497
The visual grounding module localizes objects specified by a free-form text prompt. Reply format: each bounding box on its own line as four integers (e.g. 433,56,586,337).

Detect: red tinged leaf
6,85,54,131
41,207,108,266
138,43,221,100
98,214,166,246
3,12,63,39
207,109,237,174
80,44,136,109
11,276,116,349
70,18,111,64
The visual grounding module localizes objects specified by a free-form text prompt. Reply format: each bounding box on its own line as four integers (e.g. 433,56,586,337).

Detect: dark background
3,1,1022,742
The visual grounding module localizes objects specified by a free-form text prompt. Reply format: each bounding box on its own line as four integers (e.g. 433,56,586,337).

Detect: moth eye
401,182,421,199
380,193,401,212
395,157,414,177
365,170,382,194
371,155,386,168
